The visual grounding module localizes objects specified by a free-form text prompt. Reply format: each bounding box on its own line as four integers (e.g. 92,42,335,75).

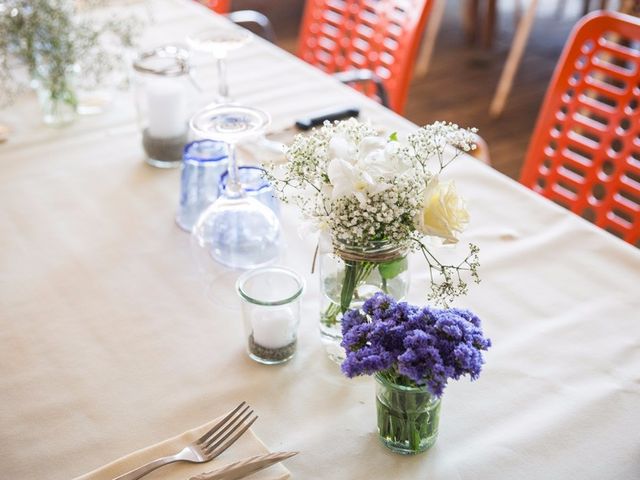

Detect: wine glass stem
226,143,242,198
216,57,229,103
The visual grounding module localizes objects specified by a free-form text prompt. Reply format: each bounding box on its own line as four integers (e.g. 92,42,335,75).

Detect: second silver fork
114,402,258,480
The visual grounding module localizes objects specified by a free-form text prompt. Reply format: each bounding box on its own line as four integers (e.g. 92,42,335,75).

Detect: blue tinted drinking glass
176,140,228,231
218,166,279,216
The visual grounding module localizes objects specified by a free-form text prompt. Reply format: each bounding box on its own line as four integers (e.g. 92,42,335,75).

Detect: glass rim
374,372,435,394
183,140,228,164
236,266,304,306
188,104,271,142
186,26,252,47
133,45,190,76
219,166,269,192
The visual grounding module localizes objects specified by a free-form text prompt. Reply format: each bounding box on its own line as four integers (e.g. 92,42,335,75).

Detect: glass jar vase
375,373,441,455
33,56,78,127
318,241,409,362
36,83,77,126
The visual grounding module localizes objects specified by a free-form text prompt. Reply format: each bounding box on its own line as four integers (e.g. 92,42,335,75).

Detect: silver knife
188,451,298,480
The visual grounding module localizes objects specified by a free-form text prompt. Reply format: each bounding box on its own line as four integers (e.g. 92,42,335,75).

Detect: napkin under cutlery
74,417,290,480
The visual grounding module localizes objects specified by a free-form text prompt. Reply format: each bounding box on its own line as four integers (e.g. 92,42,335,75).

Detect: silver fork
114,402,258,480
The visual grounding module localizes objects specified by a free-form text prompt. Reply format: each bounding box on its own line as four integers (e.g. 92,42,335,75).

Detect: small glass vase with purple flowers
375,372,441,454
341,293,491,455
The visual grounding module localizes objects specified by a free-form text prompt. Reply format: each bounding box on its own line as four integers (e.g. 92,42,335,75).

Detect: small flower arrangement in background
341,292,491,453
0,0,139,117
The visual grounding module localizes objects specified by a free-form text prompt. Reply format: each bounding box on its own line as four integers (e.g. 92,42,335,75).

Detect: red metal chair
520,11,640,246
297,0,434,113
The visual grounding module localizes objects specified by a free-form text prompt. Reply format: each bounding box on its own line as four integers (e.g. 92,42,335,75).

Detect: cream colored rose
417,178,469,244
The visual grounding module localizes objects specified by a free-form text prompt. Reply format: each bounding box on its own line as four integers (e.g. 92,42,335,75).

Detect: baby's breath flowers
267,118,481,309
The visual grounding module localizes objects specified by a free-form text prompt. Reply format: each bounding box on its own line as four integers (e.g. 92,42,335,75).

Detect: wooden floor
400,2,586,180
243,0,591,180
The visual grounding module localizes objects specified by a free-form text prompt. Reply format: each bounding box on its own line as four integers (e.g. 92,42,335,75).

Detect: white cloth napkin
74,417,290,480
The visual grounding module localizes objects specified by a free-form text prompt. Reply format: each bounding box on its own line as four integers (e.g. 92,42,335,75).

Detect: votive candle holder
236,266,304,364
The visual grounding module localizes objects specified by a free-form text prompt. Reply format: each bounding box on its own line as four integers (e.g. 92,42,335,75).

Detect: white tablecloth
1,1,639,478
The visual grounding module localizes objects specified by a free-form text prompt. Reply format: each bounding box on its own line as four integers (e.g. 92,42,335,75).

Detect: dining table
1,1,640,479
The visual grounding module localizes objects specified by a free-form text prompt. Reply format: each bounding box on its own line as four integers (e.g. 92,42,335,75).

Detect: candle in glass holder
146,79,187,138
251,307,295,349
133,45,197,168
236,266,304,365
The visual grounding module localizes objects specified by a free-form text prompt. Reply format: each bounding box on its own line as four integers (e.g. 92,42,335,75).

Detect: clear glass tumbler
236,266,304,364
176,140,228,232
219,166,280,216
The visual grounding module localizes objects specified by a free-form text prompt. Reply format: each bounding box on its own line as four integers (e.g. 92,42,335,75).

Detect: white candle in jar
146,79,187,138
251,307,295,349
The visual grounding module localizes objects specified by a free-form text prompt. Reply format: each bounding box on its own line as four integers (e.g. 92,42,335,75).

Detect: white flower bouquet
267,118,480,348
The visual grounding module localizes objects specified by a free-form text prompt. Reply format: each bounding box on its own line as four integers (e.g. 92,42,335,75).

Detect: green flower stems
321,256,406,328
375,373,441,454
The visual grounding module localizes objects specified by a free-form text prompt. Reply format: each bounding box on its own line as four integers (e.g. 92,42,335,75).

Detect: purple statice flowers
341,293,491,397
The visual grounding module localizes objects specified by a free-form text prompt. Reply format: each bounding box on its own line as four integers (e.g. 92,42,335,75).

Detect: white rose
417,178,469,244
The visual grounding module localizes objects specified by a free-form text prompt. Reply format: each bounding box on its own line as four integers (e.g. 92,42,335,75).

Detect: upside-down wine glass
190,104,280,270
186,27,252,104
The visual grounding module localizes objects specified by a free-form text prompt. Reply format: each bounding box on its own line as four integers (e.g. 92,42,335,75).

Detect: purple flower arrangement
341,293,491,396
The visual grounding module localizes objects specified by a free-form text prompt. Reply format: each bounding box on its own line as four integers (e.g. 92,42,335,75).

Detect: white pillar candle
251,307,295,349
146,79,187,138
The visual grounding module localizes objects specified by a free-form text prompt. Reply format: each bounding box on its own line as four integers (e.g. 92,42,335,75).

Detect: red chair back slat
520,12,640,246
199,0,230,13
297,0,433,113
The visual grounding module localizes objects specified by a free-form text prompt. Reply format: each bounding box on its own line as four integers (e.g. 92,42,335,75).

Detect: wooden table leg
489,0,539,118
415,0,446,77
